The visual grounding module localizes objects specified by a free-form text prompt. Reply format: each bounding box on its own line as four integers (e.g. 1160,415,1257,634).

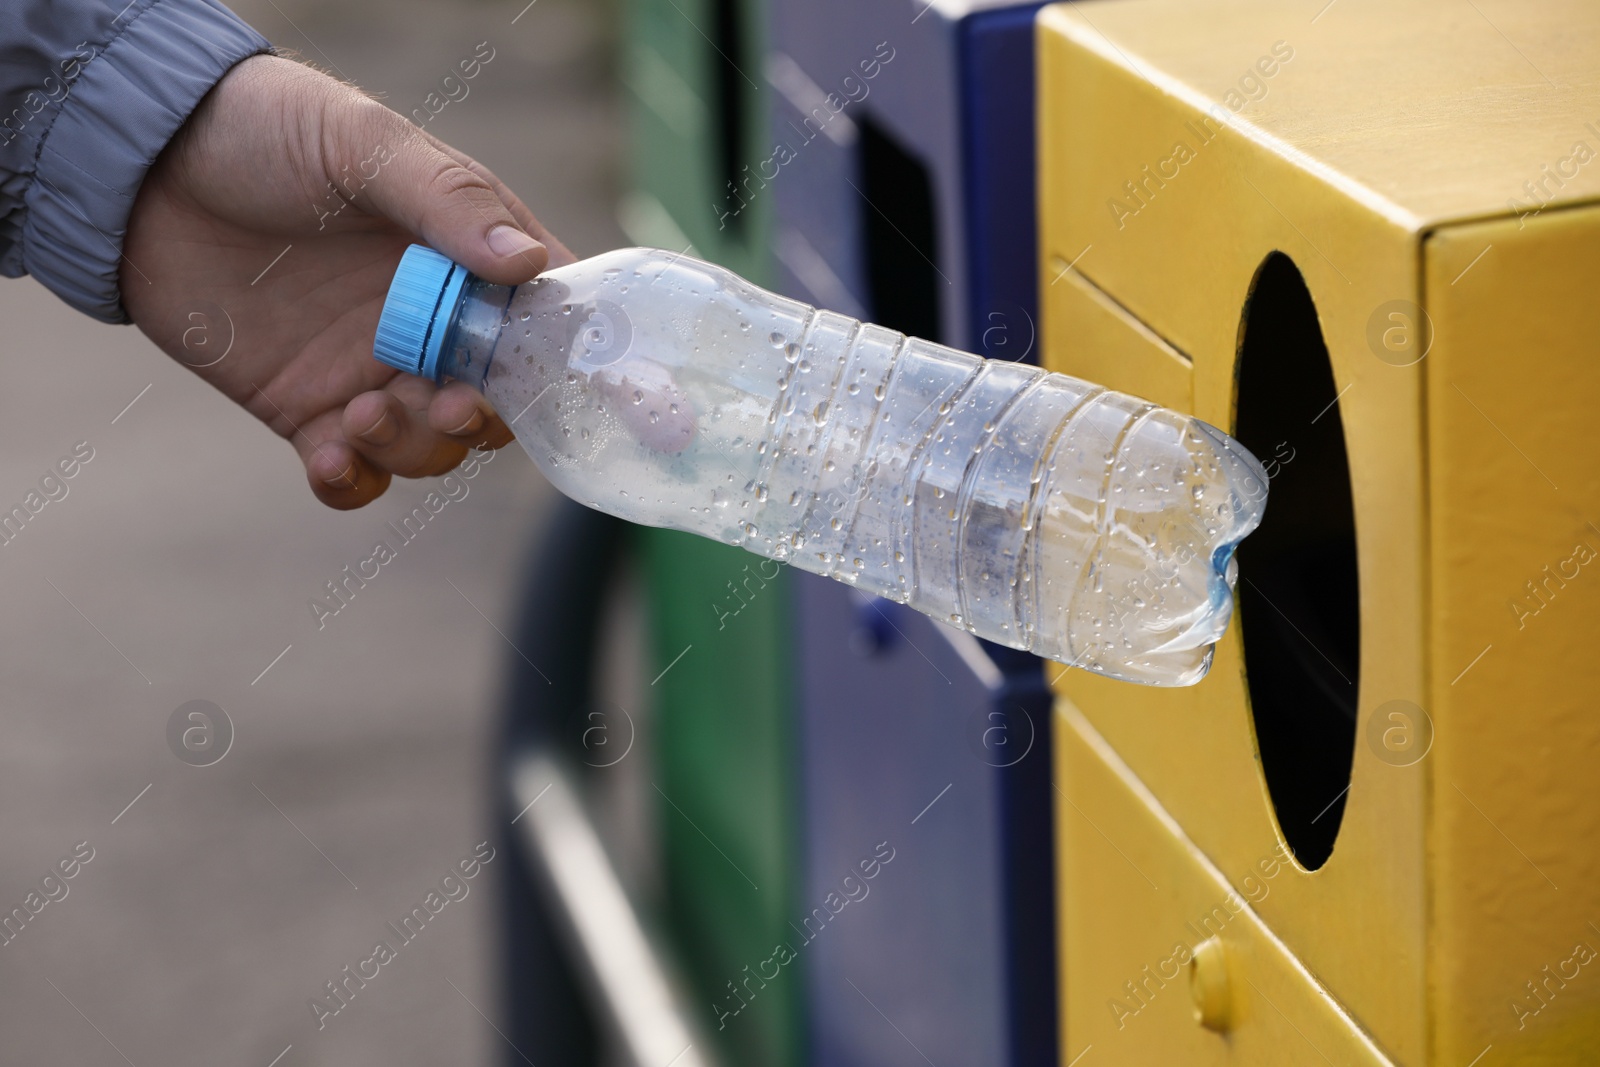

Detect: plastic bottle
373,245,1268,686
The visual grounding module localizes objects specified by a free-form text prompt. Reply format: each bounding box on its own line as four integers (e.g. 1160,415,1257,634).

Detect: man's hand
122,54,574,509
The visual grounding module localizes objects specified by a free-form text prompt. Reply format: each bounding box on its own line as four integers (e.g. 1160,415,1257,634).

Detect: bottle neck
436,276,514,387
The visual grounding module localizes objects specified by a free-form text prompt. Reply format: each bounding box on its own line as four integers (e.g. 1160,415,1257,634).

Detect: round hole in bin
1234,252,1360,871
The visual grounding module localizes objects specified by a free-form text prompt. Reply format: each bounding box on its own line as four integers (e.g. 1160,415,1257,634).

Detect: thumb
344,114,548,285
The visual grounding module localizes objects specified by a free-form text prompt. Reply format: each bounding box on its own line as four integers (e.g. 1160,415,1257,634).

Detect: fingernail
447,410,485,435
487,225,544,259
357,409,397,446
323,463,358,489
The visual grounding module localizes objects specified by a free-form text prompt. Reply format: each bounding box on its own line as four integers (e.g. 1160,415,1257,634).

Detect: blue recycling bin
794,587,1055,1067
768,0,1045,360
768,2,1056,1064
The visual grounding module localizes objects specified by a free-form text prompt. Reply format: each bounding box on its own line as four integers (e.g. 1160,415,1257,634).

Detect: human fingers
420,132,579,268
327,98,549,285
426,381,515,451
292,408,393,509
341,388,471,480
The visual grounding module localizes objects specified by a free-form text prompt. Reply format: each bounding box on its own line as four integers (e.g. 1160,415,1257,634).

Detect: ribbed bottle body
441,248,1266,686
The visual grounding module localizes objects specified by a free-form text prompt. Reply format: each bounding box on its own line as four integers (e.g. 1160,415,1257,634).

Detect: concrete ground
0,1,627,1064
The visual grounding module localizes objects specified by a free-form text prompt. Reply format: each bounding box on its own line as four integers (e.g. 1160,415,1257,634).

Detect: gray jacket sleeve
0,0,271,323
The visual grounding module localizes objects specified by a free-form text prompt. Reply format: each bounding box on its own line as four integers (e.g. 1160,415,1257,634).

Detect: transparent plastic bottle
373,245,1268,686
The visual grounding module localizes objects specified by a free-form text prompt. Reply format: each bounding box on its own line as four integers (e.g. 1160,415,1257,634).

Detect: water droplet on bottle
894,550,905,563
519,310,531,321
812,401,829,426
847,382,860,395
830,518,842,531
755,486,769,502
649,412,660,424
874,384,886,401
770,331,785,347
938,401,952,415
632,391,643,404
784,343,800,363
1192,485,1205,500
853,558,864,569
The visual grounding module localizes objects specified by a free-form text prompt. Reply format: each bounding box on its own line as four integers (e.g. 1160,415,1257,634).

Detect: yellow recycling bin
1037,0,1600,1062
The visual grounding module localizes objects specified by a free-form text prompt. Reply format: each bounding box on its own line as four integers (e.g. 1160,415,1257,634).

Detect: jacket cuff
23,0,270,323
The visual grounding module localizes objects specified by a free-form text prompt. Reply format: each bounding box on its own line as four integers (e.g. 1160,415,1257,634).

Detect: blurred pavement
0,1,627,1064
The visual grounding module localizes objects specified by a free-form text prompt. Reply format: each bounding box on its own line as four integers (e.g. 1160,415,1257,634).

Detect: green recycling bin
622,1,797,1064
620,0,771,285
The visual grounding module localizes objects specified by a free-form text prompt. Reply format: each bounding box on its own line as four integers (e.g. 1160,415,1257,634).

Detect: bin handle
510,749,717,1067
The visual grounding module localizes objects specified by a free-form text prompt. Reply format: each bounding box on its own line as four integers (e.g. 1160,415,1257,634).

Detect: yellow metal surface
1054,698,1395,1063
1038,0,1600,1061
1044,259,1194,412
1424,208,1600,1062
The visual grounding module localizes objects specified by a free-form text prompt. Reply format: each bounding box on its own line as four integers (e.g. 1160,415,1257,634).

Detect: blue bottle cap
373,245,470,381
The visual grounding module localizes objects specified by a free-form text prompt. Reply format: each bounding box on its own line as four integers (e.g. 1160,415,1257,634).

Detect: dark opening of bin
1234,252,1360,871
859,116,943,343
711,0,747,236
